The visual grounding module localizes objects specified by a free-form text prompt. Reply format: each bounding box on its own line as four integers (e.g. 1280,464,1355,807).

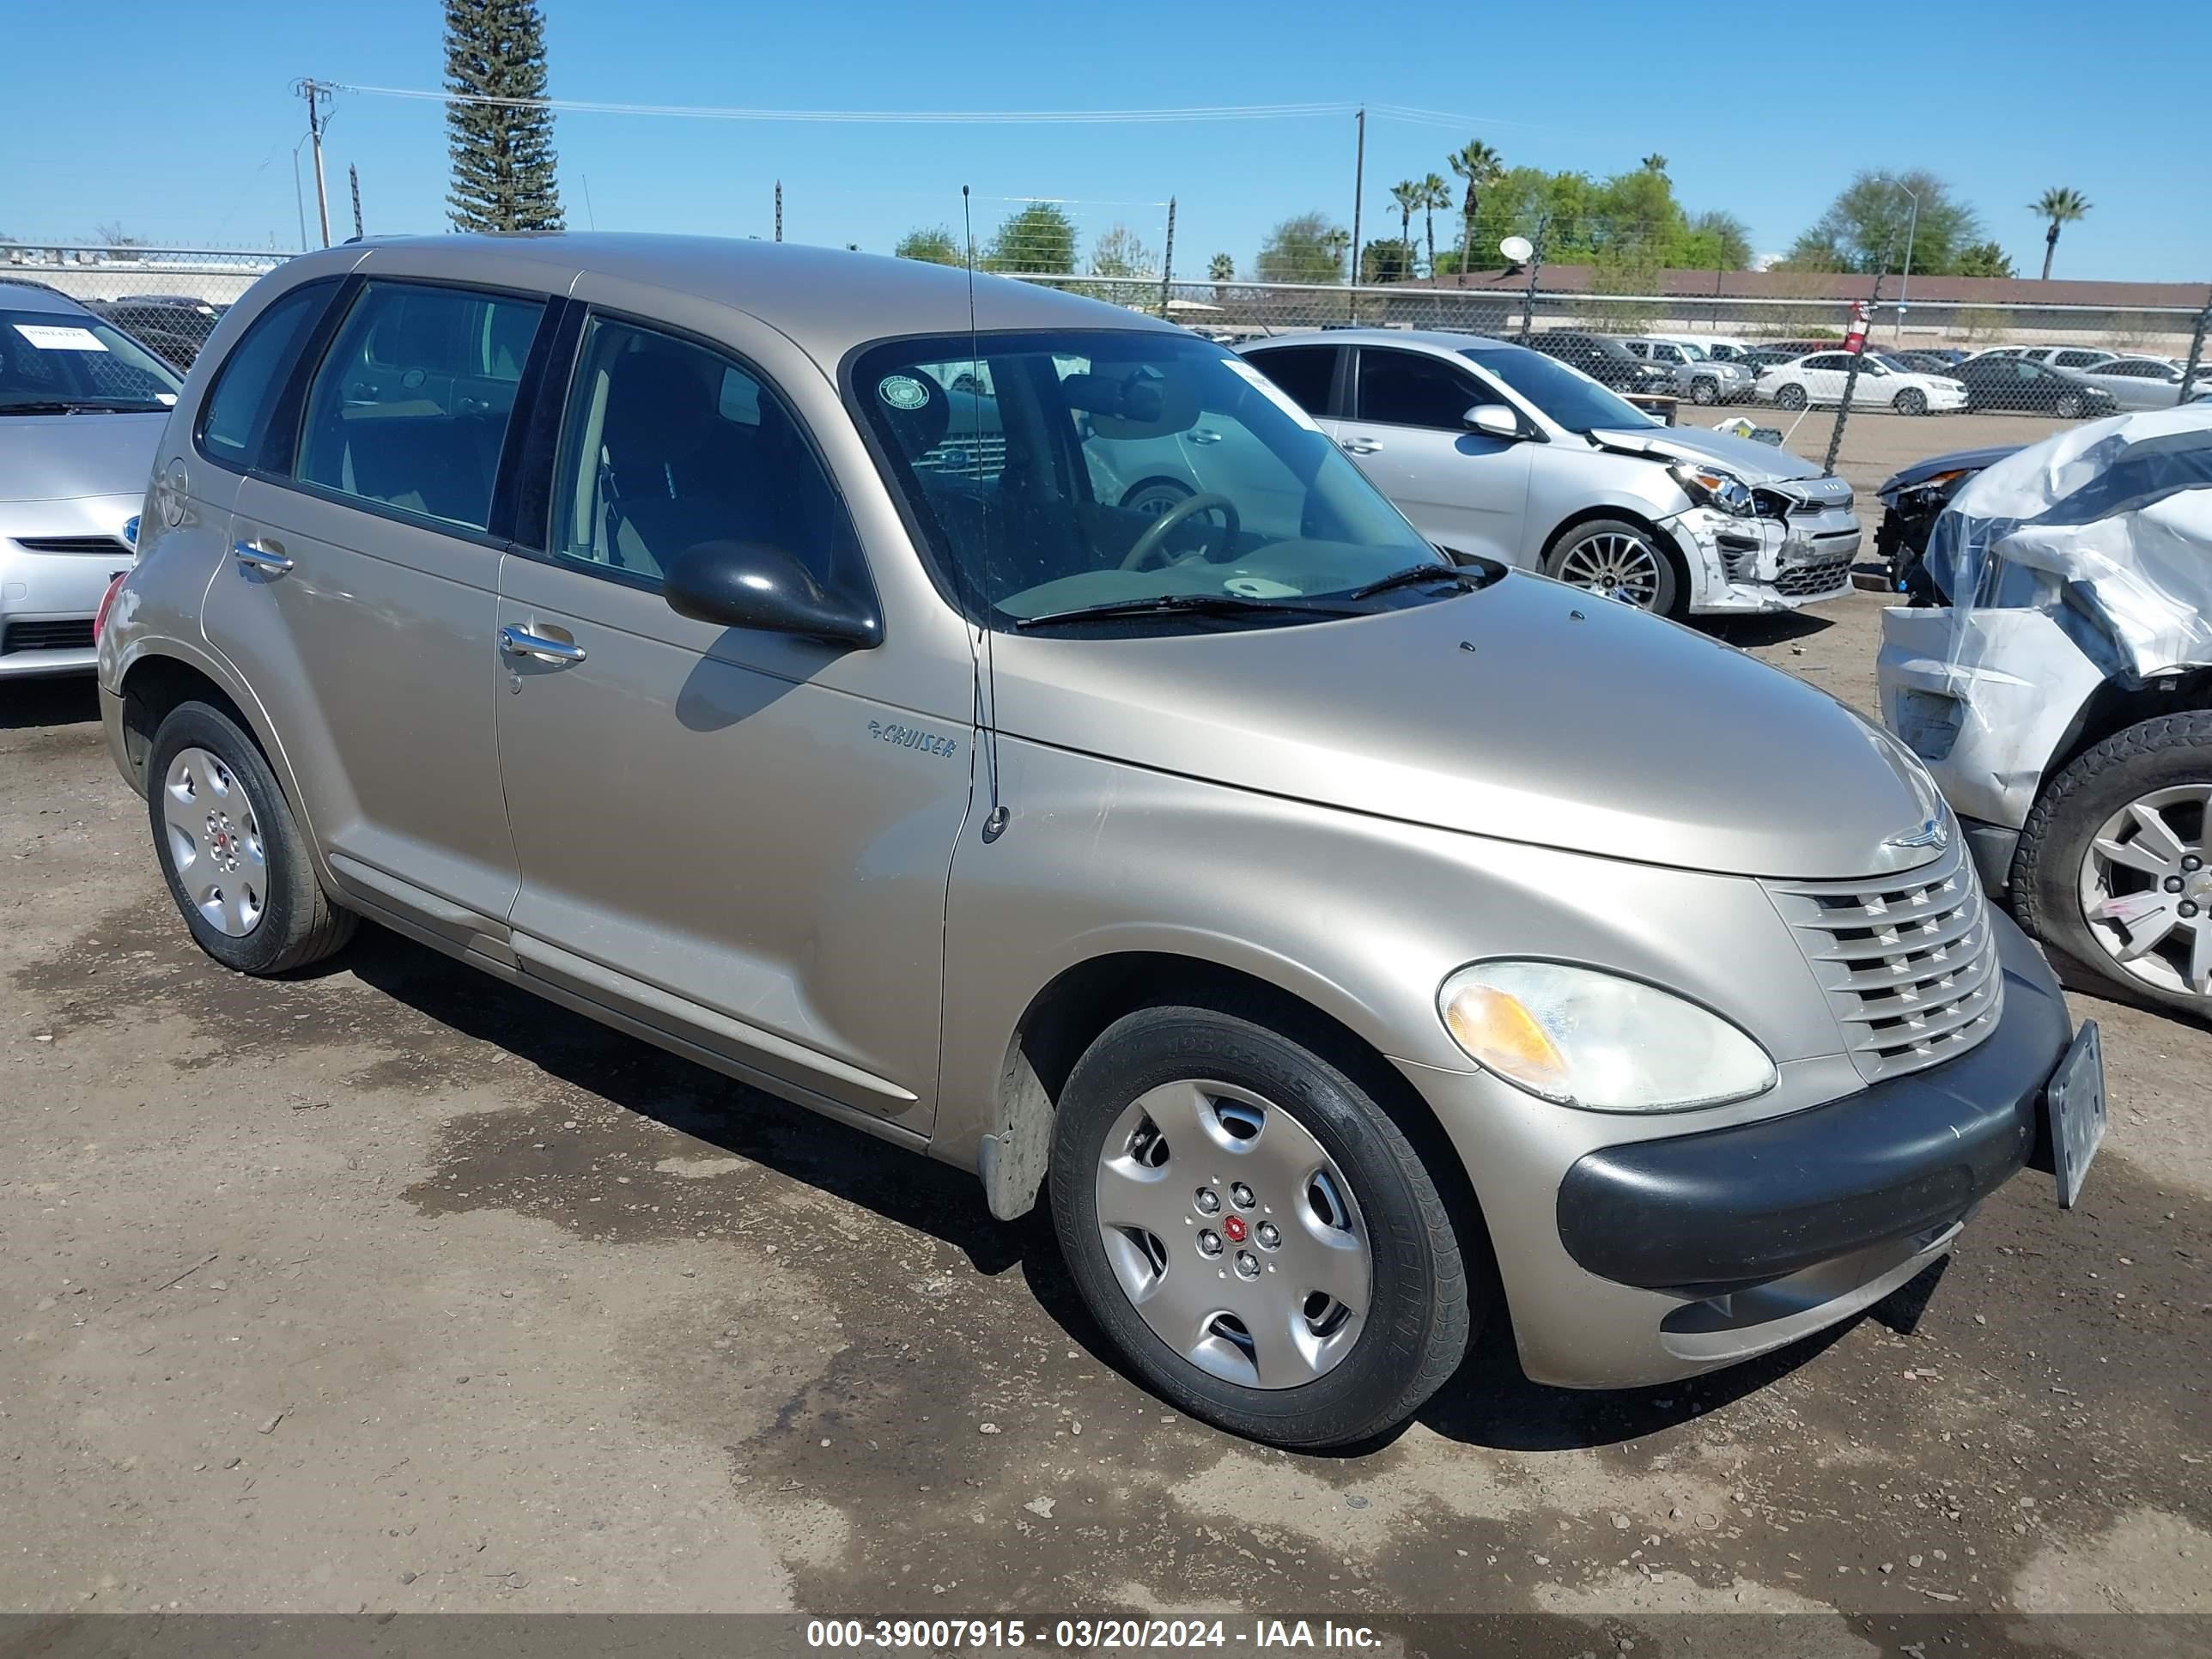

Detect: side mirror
662,539,879,649
1463,404,1522,440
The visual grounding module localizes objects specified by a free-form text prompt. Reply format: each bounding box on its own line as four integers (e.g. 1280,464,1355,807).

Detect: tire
1541,518,1683,619
1893,387,1929,416
1048,1003,1476,1449
1774,382,1808,411
1120,477,1194,519
1689,378,1717,406
146,701,356,975
2055,391,2085,419
2012,711,2212,1019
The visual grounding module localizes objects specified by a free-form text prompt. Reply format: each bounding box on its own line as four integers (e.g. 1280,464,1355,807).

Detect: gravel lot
3,569,2207,1635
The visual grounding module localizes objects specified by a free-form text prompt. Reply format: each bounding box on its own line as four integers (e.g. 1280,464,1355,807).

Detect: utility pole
775,180,783,243
294,78,332,248
1519,216,1549,343
2183,286,2211,401
1347,106,1365,323
349,164,363,241
1877,175,1921,343
1158,197,1176,319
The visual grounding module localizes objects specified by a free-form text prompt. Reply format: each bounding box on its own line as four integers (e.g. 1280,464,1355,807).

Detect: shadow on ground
0,677,100,732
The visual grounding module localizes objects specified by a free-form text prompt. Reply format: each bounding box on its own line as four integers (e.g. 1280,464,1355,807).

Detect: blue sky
6,0,2208,283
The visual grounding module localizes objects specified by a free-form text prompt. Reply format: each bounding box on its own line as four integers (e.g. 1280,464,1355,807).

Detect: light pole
1877,174,1920,343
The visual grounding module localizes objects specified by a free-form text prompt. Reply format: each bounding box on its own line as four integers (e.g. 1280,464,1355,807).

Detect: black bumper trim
1555,911,2071,1297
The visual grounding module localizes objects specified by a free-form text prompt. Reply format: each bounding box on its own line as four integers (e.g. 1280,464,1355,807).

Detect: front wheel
1689,378,1718,406
1773,382,1808,411
1542,519,1682,618
147,701,356,975
2013,712,2212,1018
1893,387,1929,416
2056,391,2086,419
1049,1005,1475,1449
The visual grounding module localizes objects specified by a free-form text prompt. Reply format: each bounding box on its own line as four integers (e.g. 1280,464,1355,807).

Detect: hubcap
2079,785,2212,1000
161,747,266,938
1093,1079,1371,1390
1558,532,1664,609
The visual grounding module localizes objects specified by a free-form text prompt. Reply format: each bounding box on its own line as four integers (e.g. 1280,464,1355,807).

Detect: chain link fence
2,244,287,372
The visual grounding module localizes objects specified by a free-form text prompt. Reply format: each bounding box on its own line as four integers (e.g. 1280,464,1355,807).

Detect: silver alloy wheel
1093,1079,1371,1390
1556,531,1665,610
161,747,267,938
2078,784,2212,1000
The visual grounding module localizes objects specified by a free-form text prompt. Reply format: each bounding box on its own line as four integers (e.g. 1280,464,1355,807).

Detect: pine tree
444,0,565,234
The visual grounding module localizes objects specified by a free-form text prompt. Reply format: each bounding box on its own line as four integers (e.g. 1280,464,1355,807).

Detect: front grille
11,535,131,556
914,435,1007,479
1,619,96,655
1774,557,1853,598
1765,836,2002,1083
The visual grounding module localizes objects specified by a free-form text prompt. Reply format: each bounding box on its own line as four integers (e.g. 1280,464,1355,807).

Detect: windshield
0,308,182,410
1674,343,1709,361
1461,344,1656,435
854,330,1449,629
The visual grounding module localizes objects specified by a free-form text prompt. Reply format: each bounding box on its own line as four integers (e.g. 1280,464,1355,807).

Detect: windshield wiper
1012,592,1349,630
1339,559,1499,600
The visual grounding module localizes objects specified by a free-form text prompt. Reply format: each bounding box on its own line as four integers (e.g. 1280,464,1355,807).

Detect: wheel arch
1536,504,1694,605
2035,671,2212,807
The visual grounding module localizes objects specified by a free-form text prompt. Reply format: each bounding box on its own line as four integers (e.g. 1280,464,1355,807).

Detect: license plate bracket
2046,1019,2106,1210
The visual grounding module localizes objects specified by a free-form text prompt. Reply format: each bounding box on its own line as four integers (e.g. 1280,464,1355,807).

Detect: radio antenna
964,185,1010,844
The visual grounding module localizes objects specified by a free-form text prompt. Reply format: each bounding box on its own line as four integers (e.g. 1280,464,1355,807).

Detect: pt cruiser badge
868,719,958,759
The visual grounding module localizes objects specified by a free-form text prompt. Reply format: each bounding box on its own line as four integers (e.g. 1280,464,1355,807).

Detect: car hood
1586,424,1829,488
1878,444,2022,497
0,411,167,502
992,573,1941,879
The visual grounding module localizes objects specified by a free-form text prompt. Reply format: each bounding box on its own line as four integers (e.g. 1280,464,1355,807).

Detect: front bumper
1407,909,2073,1389
1670,505,1862,614
1,507,138,680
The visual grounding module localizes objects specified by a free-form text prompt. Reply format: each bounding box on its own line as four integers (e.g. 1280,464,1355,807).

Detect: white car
2062,356,2212,411
1757,351,1969,415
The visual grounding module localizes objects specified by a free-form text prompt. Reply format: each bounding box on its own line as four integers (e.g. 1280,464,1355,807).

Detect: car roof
270,232,1177,375
0,278,95,317
1241,327,1509,352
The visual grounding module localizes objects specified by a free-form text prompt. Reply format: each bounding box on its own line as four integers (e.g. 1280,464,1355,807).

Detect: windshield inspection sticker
1221,356,1322,431
12,325,108,352
878,374,932,410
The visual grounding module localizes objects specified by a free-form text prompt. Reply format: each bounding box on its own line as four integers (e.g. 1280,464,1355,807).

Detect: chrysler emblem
1887,816,1949,851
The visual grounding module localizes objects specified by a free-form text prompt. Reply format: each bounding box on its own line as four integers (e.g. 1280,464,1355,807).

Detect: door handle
234,538,293,574
499,623,587,665
1338,438,1382,454
1188,428,1224,445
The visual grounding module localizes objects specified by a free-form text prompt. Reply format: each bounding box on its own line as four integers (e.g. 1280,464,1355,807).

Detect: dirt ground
3,572,2207,1638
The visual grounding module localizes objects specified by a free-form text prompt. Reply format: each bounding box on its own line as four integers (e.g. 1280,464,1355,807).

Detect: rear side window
295,282,545,532
1243,346,1336,416
1357,349,1480,429
198,283,331,467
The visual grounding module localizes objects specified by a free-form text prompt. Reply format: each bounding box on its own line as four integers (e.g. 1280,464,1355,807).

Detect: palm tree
1390,179,1422,263
1322,226,1352,282
1207,251,1234,301
1418,172,1451,277
1641,153,1668,175
2031,186,2091,280
1446,140,1504,285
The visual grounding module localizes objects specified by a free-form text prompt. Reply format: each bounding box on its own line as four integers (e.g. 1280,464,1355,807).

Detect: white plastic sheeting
1877,405,2212,846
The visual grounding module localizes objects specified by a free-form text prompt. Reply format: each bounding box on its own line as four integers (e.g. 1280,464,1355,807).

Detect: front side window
854,329,1443,629
0,306,180,413
550,315,862,598
295,282,545,531
1357,349,1481,429
198,283,331,465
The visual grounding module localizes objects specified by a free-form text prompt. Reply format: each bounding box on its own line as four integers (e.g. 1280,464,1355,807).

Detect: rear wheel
1542,519,1682,619
1120,477,1195,519
2056,391,2086,419
1049,1004,1475,1449
1774,382,1808,412
147,701,355,975
1893,387,1929,416
2013,713,2212,1018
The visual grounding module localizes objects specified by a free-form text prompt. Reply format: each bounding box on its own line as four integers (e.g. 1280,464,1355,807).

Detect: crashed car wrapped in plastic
1877,404,2212,1015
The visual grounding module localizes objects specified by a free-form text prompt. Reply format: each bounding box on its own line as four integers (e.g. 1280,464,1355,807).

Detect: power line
330,83,1363,125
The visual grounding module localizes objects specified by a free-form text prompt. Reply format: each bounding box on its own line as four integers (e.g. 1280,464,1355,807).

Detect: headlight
1670,460,1755,517
1437,961,1777,1113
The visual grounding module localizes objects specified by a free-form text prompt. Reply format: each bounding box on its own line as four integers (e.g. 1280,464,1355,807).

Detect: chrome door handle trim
499,624,587,665
233,540,293,574
1338,439,1382,454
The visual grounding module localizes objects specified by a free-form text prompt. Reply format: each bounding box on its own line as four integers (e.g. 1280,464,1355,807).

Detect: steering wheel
1120,492,1242,571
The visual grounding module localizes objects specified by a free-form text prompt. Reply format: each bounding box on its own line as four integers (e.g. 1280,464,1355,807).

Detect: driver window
1356,349,1484,429
550,315,860,593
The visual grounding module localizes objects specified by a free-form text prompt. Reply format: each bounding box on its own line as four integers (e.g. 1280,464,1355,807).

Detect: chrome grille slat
1765,836,2002,1084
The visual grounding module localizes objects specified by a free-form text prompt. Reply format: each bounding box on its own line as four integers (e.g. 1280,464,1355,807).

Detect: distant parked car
1891,349,1972,378
2017,345,2121,374
0,279,178,678
1620,337,1755,405
1239,328,1861,618
1526,331,1676,396
2061,356,2212,411
86,298,222,372
1945,355,2121,417
1756,351,1968,415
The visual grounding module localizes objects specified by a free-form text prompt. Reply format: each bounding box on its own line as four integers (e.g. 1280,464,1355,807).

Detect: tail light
93,571,129,644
